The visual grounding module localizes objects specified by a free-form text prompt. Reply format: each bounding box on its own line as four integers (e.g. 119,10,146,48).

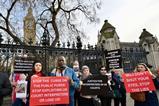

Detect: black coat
0,72,12,106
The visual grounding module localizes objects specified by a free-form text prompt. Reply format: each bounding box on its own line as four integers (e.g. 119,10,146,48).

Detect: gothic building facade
97,20,159,72
24,7,36,45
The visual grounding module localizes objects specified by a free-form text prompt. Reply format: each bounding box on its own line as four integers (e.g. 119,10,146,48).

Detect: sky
86,0,159,45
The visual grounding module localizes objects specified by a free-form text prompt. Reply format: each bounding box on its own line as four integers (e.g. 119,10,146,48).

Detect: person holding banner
26,60,45,106
78,65,96,106
133,63,159,106
97,66,112,106
51,56,80,106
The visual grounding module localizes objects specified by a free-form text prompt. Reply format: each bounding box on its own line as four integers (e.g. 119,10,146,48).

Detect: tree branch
6,0,18,20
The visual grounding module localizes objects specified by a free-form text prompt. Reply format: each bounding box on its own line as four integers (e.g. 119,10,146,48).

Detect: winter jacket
50,66,80,106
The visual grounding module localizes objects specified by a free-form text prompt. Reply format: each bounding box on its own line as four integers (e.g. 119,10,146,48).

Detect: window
130,48,133,52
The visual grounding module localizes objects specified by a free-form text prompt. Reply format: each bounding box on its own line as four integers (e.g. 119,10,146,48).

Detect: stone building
23,7,36,45
97,20,159,72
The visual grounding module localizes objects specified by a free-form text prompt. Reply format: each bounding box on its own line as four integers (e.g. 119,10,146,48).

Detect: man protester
51,56,80,106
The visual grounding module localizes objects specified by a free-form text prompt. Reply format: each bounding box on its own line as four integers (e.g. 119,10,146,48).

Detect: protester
72,60,81,106
10,73,21,104
97,66,112,106
26,60,45,106
73,60,81,78
111,71,126,106
51,56,80,106
0,71,12,106
133,63,159,106
78,65,95,106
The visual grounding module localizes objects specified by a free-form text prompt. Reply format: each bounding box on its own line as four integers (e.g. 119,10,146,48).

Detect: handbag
92,97,101,106
130,92,146,102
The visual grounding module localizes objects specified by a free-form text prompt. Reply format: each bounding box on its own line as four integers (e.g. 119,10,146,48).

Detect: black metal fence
0,42,104,74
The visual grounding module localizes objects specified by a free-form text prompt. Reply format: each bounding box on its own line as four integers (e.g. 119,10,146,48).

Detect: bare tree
0,0,101,46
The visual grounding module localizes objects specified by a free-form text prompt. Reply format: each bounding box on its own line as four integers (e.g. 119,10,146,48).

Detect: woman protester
97,66,112,106
26,60,45,106
133,63,159,106
78,65,96,106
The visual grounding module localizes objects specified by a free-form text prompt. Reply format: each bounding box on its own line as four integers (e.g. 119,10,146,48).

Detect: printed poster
16,80,27,98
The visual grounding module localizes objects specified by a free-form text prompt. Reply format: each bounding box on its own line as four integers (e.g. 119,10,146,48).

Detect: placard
30,77,69,106
105,49,122,70
81,75,109,96
14,56,34,73
16,80,27,98
122,71,156,93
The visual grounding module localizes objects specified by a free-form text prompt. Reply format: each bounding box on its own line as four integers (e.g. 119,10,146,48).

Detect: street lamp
41,29,50,46
41,29,50,73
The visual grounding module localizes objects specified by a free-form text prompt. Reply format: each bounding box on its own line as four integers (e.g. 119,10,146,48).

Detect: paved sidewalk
126,93,133,106
112,91,159,106
111,93,133,106
3,91,159,106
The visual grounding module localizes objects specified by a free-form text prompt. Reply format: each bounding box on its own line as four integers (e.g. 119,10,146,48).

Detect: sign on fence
14,56,34,73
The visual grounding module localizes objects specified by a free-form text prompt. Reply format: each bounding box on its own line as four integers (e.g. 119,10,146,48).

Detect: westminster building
97,20,159,72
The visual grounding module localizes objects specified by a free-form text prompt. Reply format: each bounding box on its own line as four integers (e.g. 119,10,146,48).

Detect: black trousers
78,96,94,106
99,97,112,106
114,97,126,106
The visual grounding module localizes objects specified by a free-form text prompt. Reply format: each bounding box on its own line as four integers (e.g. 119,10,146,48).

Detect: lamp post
41,29,50,73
